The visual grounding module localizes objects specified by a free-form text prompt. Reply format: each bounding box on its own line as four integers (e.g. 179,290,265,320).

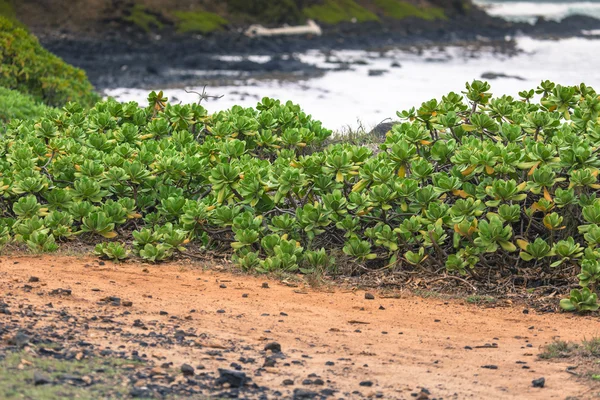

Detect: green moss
304,0,379,25
374,0,446,20
124,4,164,33
0,86,49,127
0,17,99,107
173,11,228,34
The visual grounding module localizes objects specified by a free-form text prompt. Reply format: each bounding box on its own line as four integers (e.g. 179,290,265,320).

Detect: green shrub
2,80,600,312
0,86,49,128
0,16,99,107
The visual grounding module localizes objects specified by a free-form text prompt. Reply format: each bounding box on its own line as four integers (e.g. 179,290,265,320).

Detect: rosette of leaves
94,242,129,262
560,288,599,312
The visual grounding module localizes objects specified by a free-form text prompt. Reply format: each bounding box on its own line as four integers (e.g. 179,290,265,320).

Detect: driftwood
245,19,322,37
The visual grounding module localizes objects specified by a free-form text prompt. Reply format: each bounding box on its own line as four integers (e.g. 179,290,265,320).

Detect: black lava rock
293,388,319,399
217,369,248,388
532,377,545,388
264,342,282,353
181,364,195,376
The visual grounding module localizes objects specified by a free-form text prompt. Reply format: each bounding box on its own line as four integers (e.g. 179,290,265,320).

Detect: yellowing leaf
543,187,552,202
528,162,540,176
398,165,406,178
516,239,529,251
461,165,476,176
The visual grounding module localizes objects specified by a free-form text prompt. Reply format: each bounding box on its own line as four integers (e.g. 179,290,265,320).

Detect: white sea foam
473,1,600,23
106,37,600,131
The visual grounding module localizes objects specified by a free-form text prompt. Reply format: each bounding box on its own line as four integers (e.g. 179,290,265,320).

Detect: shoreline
38,14,600,92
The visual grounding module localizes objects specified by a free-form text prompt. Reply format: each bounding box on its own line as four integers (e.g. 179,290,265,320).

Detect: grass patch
0,351,139,399
304,0,379,24
540,338,600,360
124,4,164,33
540,338,600,381
374,0,446,20
173,11,228,34
465,295,496,304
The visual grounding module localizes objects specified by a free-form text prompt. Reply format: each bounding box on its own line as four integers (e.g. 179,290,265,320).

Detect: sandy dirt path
1,255,599,399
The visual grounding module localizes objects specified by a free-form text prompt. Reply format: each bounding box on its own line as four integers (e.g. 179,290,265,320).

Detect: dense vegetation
1,79,600,313
0,87,49,128
0,16,98,107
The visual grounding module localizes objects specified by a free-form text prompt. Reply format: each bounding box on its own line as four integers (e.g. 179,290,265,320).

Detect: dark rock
216,309,225,314
283,379,294,386
532,377,545,388
325,361,334,366
368,69,388,77
365,293,375,300
217,369,248,388
219,284,227,288
34,371,51,385
242,294,249,298
263,357,277,367
262,282,269,288
391,61,402,68
11,331,31,348
130,388,154,398
481,365,498,369
359,381,373,387
181,364,194,376
481,72,525,81
29,276,40,282
264,342,282,353
122,301,133,307
50,288,72,296
159,311,168,315
293,388,318,399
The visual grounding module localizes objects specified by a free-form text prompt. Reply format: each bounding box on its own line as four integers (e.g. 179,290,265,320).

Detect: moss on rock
374,0,446,20
173,10,228,34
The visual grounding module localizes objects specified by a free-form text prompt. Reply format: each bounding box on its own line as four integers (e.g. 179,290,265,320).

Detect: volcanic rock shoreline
38,13,600,91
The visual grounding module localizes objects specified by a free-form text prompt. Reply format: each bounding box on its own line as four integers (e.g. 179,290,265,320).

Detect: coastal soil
1,256,599,399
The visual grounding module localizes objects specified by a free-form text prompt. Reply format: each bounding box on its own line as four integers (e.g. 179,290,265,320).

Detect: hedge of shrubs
0,16,99,108
0,87,49,128
1,80,599,312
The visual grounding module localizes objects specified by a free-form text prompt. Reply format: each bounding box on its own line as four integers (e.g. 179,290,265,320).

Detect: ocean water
473,0,600,23
107,36,600,131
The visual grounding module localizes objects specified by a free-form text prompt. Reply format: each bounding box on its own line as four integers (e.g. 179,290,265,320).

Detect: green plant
0,17,98,107
94,242,129,262
2,80,600,312
125,4,164,33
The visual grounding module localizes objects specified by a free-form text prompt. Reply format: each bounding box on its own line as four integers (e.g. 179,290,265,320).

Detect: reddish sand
1,255,599,399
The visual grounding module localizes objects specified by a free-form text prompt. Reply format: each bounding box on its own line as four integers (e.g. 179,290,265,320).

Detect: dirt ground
1,255,599,399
